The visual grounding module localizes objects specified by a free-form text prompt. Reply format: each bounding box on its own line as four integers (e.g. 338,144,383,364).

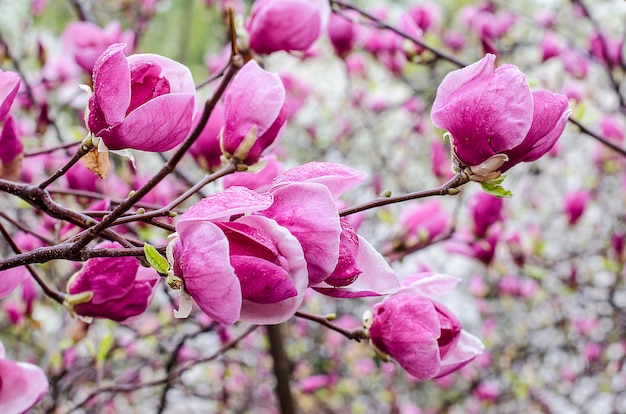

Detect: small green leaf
481,180,513,198
144,243,169,275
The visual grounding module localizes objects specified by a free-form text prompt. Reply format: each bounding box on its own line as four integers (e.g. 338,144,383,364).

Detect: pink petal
272,162,367,199
67,242,139,304
98,93,195,151
0,355,48,413
502,90,571,170
431,54,533,166
0,266,27,299
92,43,131,125
176,222,242,325
314,235,400,298
222,61,285,152
126,53,196,94
0,116,24,164
262,182,341,285
232,255,297,303
236,215,307,325
0,70,20,122
178,186,274,225
435,330,484,378
400,272,461,298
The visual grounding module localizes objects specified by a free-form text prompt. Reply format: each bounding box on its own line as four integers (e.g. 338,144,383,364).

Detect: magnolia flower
390,200,451,254
272,162,400,297
328,12,358,57
189,103,225,172
87,43,196,152
564,189,591,226
468,191,504,238
67,242,161,322
431,54,570,172
172,186,312,325
221,61,286,165
0,70,20,123
0,340,48,413
367,272,484,380
0,117,23,181
62,21,135,73
246,0,331,54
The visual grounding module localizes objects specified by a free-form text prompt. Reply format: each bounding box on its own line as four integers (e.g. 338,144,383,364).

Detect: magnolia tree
0,0,624,412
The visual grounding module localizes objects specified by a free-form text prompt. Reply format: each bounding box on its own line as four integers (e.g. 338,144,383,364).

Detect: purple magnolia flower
246,0,330,55
368,272,484,380
0,117,23,181
221,61,286,165
62,21,135,73
431,54,570,172
87,43,196,152
328,12,358,57
0,340,48,413
67,242,161,322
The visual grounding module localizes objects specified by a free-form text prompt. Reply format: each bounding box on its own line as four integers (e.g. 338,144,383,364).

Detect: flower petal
178,186,274,226
435,330,485,378
314,235,400,298
0,357,48,413
262,182,341,285
176,222,242,325
236,215,308,325
92,43,131,126
272,161,367,199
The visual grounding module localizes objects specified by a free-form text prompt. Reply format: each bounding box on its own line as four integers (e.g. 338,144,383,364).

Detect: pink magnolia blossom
67,242,161,322
221,61,286,165
246,0,331,55
271,162,400,297
189,103,225,171
468,191,504,238
62,21,135,73
409,1,442,33
0,117,23,181
328,12,358,57
0,340,48,413
564,190,592,225
368,273,484,380
172,186,310,325
390,200,451,255
87,43,196,152
431,54,570,171
0,70,20,122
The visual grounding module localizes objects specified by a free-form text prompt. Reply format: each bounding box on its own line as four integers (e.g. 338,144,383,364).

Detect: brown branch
339,172,468,217
569,116,626,158
294,311,367,341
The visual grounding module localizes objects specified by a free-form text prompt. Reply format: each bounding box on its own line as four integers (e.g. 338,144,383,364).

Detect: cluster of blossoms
0,0,579,409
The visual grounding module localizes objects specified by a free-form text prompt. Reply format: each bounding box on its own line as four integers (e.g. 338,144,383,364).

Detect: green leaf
144,243,169,275
480,179,513,198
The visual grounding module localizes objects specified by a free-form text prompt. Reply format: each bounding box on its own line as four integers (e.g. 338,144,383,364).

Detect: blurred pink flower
468,191,504,238
0,340,48,413
564,189,591,225
246,0,330,54
189,103,225,172
62,21,135,73
0,70,20,122
328,12,358,57
87,43,196,152
67,242,161,322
